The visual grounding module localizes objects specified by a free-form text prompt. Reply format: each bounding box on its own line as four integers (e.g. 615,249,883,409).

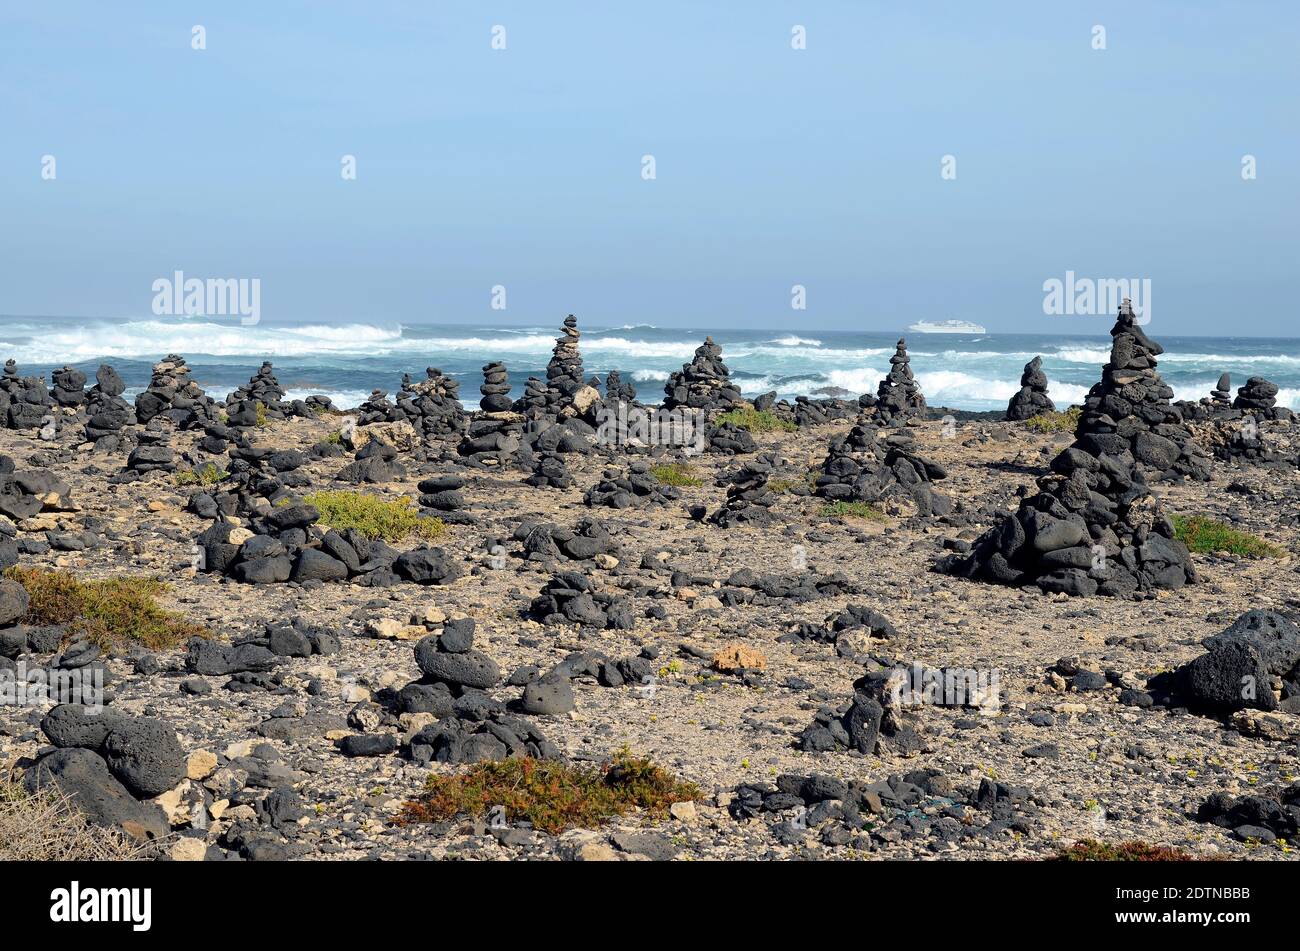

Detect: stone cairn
543,314,587,416
394,368,465,441
355,389,394,424
603,370,637,405
935,302,1196,598
457,362,522,467
1069,301,1211,480
1005,356,1055,421
225,361,313,425
872,339,925,423
50,367,87,408
1210,373,1233,409
815,422,950,517
1235,376,1280,413
0,453,77,523
526,451,575,490
356,369,466,444
709,452,779,527
584,461,681,509
134,354,217,428
662,337,744,412
0,360,53,430
83,365,135,451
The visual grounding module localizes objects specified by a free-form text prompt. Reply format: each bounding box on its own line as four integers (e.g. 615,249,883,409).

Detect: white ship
908,319,986,334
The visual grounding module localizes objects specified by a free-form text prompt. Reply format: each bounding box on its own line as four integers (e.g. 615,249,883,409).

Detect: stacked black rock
23,707,187,840
225,361,313,424
478,361,512,412
873,339,925,423
789,396,857,428
0,452,76,519
705,420,758,455
81,365,135,451
122,426,177,478
815,422,950,517
197,494,463,587
514,377,550,418
1005,356,1055,421
797,663,924,756
529,571,636,630
515,517,622,565
1211,373,1233,408
526,451,575,490
1235,376,1280,413
935,303,1196,598
1072,301,1211,480
134,354,217,428
584,462,682,509
416,474,470,524
662,337,744,412
603,370,637,404
457,362,523,467
50,367,87,408
542,314,587,415
1,360,53,430
710,452,779,527
394,368,466,440
355,390,394,424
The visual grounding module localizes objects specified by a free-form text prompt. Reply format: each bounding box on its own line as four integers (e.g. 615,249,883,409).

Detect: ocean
4,315,1300,414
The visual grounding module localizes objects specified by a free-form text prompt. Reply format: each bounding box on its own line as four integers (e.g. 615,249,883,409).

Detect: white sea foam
767,335,823,347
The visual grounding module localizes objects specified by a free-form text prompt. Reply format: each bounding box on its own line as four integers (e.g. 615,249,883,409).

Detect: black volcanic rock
936,301,1196,598
1006,356,1056,421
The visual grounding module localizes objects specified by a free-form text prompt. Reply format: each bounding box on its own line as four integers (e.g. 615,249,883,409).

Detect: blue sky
1,1,1296,335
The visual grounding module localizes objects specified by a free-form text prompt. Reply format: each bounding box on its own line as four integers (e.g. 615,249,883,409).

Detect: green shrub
821,500,886,521
1024,406,1081,433
175,462,229,487
650,463,702,487
400,751,701,835
715,407,797,433
1172,515,1283,558
4,567,209,651
302,490,444,542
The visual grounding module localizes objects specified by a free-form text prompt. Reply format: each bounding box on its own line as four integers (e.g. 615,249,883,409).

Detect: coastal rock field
3,330,1299,861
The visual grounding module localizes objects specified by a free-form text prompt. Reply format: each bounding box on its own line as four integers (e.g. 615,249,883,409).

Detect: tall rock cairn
458,362,522,466
1005,356,1055,421
936,301,1196,598
662,337,744,412
873,339,925,423
1072,300,1209,481
543,315,586,415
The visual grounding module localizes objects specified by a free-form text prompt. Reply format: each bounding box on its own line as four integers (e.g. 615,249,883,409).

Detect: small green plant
175,462,229,487
303,490,444,542
715,407,797,433
324,430,344,445
1024,406,1082,433
4,567,209,651
399,750,701,835
650,463,702,487
1052,840,1198,862
1172,515,1282,558
821,500,886,521
254,401,269,427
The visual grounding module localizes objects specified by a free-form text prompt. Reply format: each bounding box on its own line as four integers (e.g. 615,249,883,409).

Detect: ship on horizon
908,318,987,334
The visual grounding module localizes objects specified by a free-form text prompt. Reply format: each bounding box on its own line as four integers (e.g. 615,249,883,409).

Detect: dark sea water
4,315,1300,413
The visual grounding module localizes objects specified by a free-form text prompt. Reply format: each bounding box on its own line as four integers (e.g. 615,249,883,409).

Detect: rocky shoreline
3,310,1300,862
